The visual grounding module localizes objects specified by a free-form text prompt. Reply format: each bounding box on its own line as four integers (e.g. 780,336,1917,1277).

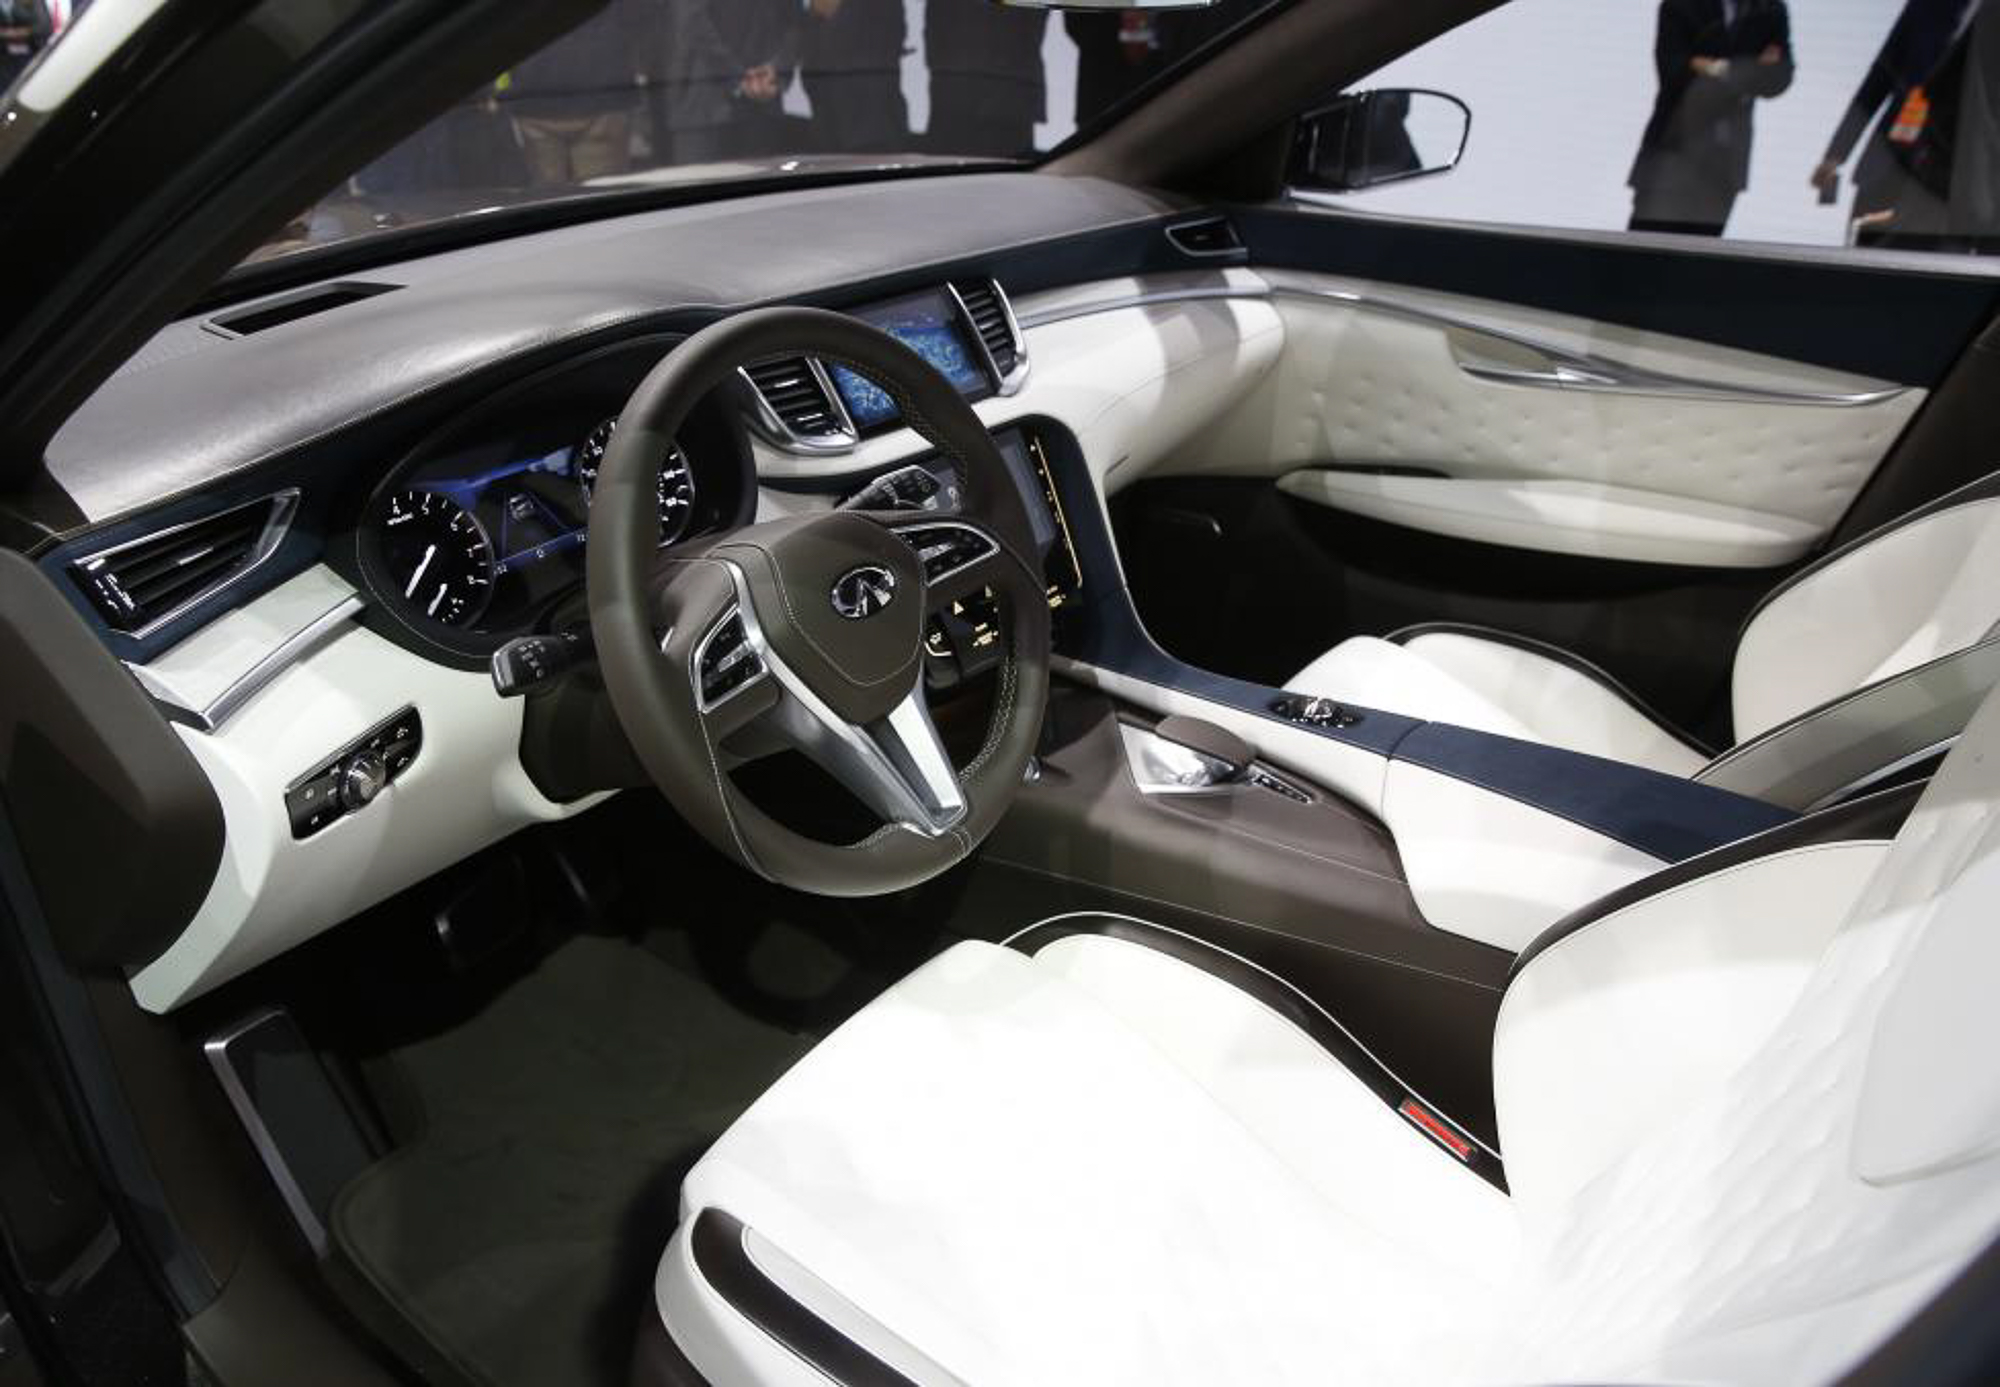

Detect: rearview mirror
1289,89,1470,195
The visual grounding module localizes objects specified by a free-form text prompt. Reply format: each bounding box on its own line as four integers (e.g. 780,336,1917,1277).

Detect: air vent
741,357,857,451
69,491,298,636
1165,217,1245,259
954,280,1026,389
207,282,399,337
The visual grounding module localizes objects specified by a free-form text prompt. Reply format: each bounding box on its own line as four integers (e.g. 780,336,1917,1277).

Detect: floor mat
330,934,814,1387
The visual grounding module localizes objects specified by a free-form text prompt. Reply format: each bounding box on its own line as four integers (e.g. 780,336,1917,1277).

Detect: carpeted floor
330,935,814,1387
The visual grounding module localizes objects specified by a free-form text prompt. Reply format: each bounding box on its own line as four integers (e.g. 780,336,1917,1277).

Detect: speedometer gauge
377,489,495,627
575,417,695,545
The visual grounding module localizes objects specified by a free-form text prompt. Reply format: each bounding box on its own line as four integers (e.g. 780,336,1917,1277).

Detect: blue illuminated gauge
576,417,694,545
378,488,495,627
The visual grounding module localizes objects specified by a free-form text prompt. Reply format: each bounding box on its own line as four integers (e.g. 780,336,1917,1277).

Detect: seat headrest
1852,685,2000,1184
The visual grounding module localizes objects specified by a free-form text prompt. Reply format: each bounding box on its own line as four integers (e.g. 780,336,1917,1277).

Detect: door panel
1165,268,1926,566
1111,205,2000,736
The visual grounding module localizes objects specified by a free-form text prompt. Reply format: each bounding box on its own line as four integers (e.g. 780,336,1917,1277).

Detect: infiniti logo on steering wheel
830,565,897,620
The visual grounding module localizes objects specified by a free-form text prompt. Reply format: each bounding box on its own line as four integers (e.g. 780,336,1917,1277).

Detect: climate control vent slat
741,357,856,451
68,491,298,637
953,280,1024,383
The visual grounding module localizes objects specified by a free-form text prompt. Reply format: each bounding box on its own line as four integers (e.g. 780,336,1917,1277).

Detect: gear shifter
1119,715,1253,793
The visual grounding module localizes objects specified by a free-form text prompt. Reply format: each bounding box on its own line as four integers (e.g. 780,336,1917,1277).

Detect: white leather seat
650,686,2000,1386
1287,477,2000,775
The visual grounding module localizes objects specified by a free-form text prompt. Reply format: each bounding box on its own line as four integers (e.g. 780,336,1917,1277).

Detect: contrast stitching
962,653,1019,779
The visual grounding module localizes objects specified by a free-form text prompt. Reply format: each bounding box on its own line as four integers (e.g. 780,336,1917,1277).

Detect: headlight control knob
340,750,390,811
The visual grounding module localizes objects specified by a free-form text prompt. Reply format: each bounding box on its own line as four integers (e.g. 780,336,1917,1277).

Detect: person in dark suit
801,0,908,154
656,0,801,165
924,0,1047,157
1628,0,1795,236
1810,0,1982,232
1064,7,1238,127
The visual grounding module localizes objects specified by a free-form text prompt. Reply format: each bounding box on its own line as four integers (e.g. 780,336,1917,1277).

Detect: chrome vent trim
68,490,300,638
1164,216,1246,259
739,356,859,455
951,278,1029,395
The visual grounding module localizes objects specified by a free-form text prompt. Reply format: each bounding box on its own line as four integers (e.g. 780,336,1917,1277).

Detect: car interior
3,0,2000,1384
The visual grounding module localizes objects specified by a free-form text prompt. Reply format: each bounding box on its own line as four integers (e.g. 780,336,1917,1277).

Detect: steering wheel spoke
697,557,965,836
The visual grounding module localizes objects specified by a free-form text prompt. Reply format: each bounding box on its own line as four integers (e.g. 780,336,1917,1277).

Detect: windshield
247,0,1281,263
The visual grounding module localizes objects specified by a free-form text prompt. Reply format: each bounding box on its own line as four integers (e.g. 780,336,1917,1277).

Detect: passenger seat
1287,471,2000,780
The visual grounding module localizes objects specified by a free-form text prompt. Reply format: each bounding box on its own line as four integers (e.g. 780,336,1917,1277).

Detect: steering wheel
586,307,1051,896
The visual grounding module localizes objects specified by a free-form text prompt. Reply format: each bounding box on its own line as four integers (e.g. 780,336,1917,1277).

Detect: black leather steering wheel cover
588,306,1050,896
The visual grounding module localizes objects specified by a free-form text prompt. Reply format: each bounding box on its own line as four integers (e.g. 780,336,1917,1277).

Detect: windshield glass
249,0,1281,263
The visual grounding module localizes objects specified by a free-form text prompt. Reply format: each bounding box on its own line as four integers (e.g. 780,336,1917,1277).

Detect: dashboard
10,173,1288,1013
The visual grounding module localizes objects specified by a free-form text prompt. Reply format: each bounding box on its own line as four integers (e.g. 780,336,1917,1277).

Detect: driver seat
644,689,2000,1386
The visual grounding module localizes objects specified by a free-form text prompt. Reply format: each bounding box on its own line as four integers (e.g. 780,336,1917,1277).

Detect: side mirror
1289,89,1470,195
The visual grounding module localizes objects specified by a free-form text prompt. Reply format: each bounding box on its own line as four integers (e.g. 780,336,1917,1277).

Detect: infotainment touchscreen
829,289,991,429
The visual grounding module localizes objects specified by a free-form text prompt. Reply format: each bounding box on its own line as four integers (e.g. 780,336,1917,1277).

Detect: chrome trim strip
986,278,1032,397
71,488,301,639
806,355,861,437
948,277,1031,398
204,1010,333,1253
139,593,364,733
687,605,771,713
1117,721,1238,796
1163,216,1248,259
1016,284,1910,408
737,361,860,456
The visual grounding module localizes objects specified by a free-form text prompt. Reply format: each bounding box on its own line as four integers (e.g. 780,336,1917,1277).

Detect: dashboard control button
1269,694,1360,729
285,768,343,838
340,752,389,811
695,612,766,708
285,705,421,840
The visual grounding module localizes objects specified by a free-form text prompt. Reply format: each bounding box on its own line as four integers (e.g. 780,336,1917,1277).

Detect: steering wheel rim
587,306,1051,896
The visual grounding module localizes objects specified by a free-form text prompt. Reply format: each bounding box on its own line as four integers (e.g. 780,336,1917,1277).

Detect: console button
1269,694,1360,729
285,706,421,839
285,767,343,838
340,751,389,811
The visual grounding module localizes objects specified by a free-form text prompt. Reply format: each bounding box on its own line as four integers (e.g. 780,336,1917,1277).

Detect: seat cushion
1289,630,1709,777
658,933,1523,1387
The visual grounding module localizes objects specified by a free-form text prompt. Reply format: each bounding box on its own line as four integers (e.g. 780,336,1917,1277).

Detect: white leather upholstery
1288,493,2000,781
1275,471,1825,568
1733,495,2000,739
1290,630,1708,776
1167,267,1924,560
1379,759,1668,951
655,689,2000,1386
660,930,1522,1387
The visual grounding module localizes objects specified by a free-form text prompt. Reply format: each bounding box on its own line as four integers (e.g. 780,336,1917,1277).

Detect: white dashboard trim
128,566,600,1013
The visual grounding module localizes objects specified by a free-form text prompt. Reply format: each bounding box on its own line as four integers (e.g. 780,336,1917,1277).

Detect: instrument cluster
354,373,750,659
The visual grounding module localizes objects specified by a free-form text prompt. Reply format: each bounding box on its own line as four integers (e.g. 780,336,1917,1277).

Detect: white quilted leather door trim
1161,268,1925,564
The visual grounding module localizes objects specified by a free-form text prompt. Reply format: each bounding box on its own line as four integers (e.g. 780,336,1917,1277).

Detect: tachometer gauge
377,489,495,627
575,417,695,544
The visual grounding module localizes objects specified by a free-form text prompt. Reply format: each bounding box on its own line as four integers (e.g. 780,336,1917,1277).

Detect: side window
1301,0,1999,257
